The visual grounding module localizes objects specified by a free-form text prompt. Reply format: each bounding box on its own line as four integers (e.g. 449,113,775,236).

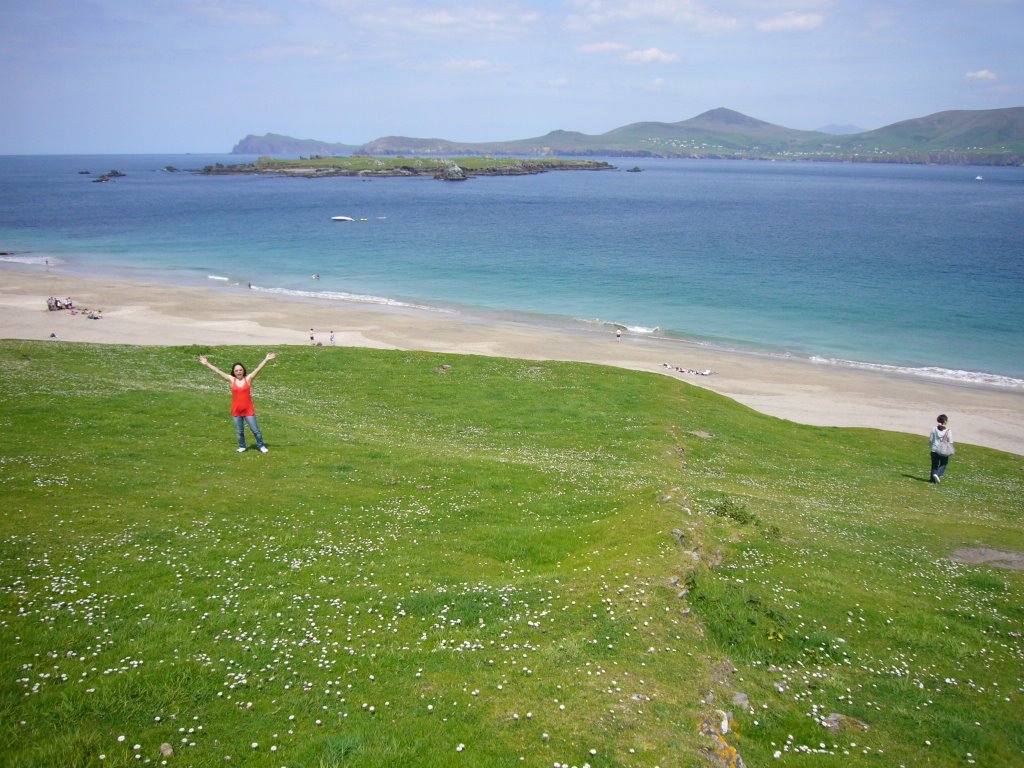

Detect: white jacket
929,426,953,452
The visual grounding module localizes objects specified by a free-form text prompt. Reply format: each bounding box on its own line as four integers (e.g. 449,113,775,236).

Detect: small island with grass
200,155,615,180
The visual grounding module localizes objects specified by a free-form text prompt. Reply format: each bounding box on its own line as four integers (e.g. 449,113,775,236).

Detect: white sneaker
237,447,247,453
931,473,940,483
259,446,269,453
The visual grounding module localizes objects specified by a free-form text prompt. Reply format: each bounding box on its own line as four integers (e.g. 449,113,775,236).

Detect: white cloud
966,69,998,81
580,41,629,54
564,0,739,32
756,12,824,32
644,76,666,91
625,47,679,63
319,2,539,35
580,41,678,64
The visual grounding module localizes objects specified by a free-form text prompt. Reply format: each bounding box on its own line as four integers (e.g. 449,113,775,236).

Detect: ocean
1,154,1022,386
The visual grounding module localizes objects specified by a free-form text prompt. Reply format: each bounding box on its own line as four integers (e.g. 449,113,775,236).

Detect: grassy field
1,341,1021,767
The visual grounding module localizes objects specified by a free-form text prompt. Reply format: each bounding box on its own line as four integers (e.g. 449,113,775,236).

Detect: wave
579,318,661,335
0,254,60,266
207,274,230,281
625,325,660,335
810,357,1024,389
249,285,454,313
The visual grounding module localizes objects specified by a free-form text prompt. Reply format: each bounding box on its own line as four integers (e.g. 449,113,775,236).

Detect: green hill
232,132,361,156
233,107,1024,165
827,108,1024,160
2,340,1022,767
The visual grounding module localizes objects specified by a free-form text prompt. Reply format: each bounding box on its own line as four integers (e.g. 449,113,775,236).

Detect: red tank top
231,377,255,417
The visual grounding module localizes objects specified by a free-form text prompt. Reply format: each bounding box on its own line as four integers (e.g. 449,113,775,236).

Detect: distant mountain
232,133,361,156
817,124,865,135
232,107,1024,165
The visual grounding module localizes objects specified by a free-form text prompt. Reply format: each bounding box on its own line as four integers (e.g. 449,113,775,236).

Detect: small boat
331,215,355,222
975,175,984,181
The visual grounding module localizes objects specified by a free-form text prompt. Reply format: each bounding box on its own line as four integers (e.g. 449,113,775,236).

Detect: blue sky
2,0,1022,154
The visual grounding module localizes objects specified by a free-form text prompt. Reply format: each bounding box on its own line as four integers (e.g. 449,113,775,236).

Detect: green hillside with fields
235,107,1024,165
1,341,1021,767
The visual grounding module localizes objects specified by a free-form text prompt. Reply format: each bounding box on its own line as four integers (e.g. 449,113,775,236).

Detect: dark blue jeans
929,451,949,481
233,415,265,449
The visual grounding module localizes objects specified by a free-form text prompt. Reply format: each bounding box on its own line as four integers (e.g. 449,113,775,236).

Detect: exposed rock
732,692,751,710
715,709,730,733
435,164,467,181
822,713,870,733
699,713,745,768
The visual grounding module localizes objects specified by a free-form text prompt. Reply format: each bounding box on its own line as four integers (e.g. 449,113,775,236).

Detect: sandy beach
3,265,1022,455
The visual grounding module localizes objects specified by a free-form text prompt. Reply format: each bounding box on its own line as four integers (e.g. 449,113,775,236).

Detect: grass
0,340,1021,767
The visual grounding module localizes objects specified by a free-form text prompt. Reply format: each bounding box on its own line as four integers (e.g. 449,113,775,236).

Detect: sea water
1,154,1022,385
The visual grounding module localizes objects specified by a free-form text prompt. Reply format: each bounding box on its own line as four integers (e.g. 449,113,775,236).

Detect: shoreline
3,264,1023,455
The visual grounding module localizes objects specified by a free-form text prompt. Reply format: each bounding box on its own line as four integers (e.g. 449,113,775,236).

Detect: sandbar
3,265,1022,455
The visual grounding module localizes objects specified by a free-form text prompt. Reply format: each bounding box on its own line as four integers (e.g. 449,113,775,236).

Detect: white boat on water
331,215,355,222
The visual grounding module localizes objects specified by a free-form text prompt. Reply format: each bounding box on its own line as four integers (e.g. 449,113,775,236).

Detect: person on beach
330,331,336,346
199,353,277,453
928,414,954,483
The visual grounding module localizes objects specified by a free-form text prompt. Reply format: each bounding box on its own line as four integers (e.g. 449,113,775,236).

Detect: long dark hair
232,362,247,377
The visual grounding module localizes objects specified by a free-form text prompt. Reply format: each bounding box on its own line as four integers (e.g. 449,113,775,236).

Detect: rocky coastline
200,158,614,180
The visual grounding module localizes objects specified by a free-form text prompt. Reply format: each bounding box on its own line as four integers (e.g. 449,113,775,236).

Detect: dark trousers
930,452,949,482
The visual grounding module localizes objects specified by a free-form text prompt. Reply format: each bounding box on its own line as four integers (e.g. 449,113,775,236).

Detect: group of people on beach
46,296,74,311
46,296,102,319
663,362,715,376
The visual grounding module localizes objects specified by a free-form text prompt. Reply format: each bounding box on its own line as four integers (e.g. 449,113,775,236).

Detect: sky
1,0,1022,154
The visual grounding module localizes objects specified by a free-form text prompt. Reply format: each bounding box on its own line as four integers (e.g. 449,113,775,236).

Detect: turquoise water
2,155,1022,385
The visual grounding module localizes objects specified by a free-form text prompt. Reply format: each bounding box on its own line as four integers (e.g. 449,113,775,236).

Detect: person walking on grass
929,413,954,483
199,352,276,453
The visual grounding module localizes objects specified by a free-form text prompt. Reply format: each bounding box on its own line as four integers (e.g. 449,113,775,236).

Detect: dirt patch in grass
949,547,1024,571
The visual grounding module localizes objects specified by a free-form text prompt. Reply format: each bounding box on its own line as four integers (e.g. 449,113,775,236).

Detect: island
200,155,615,180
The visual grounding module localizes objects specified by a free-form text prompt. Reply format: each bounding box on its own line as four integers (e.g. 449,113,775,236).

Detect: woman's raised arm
248,352,277,381
199,355,233,383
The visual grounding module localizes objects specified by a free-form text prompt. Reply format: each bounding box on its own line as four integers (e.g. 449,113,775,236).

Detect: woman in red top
199,352,276,452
